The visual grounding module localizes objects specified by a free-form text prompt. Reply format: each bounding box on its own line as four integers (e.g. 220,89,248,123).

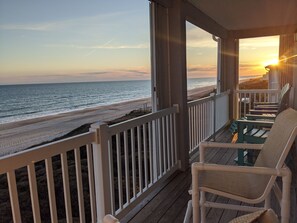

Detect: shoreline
0,85,214,156
0,85,214,129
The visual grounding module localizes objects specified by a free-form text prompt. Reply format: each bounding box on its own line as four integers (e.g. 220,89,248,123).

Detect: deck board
126,128,260,223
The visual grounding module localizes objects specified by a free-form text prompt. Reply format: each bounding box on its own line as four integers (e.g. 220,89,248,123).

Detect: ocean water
0,78,216,124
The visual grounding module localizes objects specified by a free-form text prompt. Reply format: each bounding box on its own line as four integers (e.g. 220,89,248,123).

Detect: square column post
219,38,239,120
150,0,189,170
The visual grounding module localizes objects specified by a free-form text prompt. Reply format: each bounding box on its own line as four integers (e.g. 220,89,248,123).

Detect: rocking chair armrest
245,114,276,120
236,119,274,127
254,102,278,106
199,142,264,162
249,109,278,114
254,105,278,109
192,162,290,177
199,141,264,150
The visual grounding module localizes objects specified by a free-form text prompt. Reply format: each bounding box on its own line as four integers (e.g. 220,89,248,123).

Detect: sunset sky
0,1,279,85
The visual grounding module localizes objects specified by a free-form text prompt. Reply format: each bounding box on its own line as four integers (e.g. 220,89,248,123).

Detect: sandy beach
0,86,214,156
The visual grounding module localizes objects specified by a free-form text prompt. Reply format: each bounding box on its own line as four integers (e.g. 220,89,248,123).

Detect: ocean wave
0,78,215,124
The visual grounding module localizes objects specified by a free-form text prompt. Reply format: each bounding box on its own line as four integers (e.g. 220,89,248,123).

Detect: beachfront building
1,0,297,222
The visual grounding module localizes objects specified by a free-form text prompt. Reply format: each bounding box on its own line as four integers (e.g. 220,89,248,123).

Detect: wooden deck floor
125,128,255,223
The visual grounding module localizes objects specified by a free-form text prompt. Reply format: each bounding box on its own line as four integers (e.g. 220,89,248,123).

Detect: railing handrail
0,132,95,174
188,90,230,107
106,106,178,135
188,95,213,107
235,89,281,94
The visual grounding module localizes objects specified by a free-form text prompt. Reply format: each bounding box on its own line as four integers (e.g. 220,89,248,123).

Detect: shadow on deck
124,128,251,223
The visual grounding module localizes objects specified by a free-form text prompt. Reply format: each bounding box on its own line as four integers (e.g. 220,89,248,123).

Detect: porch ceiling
187,0,297,38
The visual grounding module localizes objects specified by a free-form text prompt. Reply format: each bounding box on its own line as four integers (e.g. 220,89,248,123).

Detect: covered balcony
0,0,297,222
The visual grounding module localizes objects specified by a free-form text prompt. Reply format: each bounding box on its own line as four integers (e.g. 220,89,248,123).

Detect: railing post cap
173,104,179,113
90,122,108,131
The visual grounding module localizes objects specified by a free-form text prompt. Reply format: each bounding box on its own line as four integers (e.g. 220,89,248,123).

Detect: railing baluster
74,148,85,223
192,107,194,152
86,144,96,223
203,103,205,139
194,106,196,150
166,115,171,170
198,105,201,144
61,152,73,223
143,124,148,189
148,122,153,185
192,106,195,151
188,108,191,153
173,113,177,164
244,93,247,117
162,117,166,173
116,133,123,209
131,128,136,198
124,130,130,203
170,114,174,167
7,170,21,223
137,126,143,193
193,106,195,150
27,163,41,223
206,101,212,137
206,102,209,136
239,93,242,118
45,158,58,223
248,93,251,113
204,103,206,139
157,118,162,177
108,139,115,214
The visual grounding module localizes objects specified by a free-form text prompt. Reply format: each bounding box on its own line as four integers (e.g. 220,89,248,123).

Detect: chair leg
200,191,206,223
192,168,200,223
183,200,192,223
281,170,292,223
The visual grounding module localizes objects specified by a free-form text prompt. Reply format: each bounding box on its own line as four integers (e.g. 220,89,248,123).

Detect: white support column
90,123,112,222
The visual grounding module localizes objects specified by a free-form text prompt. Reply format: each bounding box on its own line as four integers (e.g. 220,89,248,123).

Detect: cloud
187,65,217,78
0,22,63,31
239,63,261,69
0,10,136,32
125,69,149,75
44,43,149,49
79,71,109,76
188,65,216,72
186,24,217,48
0,67,151,84
240,36,279,50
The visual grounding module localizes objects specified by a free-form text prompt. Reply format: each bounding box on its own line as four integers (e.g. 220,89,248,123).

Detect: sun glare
262,58,279,67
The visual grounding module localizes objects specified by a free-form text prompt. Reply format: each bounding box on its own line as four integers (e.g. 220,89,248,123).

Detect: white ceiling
188,0,297,31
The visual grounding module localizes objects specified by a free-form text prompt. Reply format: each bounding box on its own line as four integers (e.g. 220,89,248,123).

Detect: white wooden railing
0,106,179,223
187,90,230,154
0,132,96,223
1,91,233,222
235,89,281,118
